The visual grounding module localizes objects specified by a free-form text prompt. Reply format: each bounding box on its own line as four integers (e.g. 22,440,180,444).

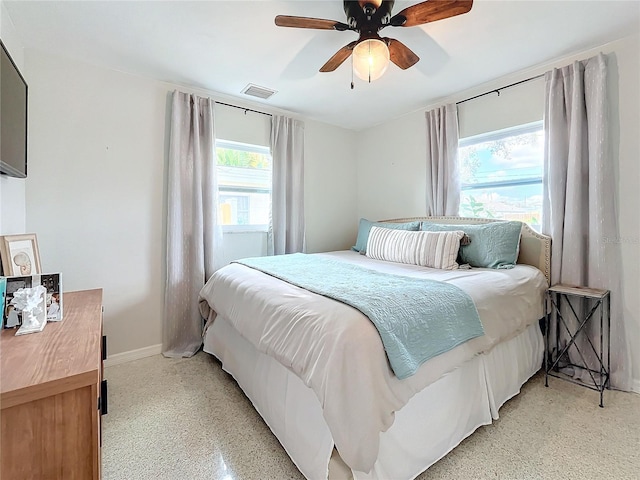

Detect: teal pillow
420,221,523,269
352,219,421,253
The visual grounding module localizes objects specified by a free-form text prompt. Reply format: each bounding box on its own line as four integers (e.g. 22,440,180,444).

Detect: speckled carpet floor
102,352,640,480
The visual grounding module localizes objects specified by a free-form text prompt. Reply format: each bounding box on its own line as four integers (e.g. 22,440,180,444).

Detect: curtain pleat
542,53,631,390
162,91,222,358
425,104,460,216
269,116,305,255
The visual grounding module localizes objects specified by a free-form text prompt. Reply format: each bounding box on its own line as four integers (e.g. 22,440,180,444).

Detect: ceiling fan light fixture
352,38,390,83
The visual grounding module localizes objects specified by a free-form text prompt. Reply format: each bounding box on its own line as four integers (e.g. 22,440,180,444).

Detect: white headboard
380,216,551,285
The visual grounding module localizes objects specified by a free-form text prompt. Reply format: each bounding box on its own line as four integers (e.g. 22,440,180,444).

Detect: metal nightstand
545,284,611,407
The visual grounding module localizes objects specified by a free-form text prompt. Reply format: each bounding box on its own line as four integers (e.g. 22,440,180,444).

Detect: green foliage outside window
460,195,495,218
217,148,270,169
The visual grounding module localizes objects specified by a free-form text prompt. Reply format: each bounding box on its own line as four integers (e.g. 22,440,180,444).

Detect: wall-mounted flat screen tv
0,39,28,178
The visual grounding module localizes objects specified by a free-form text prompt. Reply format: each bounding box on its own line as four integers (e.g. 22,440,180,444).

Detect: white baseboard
632,379,640,395
104,344,163,367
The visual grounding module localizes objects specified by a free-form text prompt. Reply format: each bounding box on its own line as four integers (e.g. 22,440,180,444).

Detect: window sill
222,226,268,234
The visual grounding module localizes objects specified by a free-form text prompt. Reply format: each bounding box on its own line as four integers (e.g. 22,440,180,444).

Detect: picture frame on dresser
2,275,32,329
1,273,63,328
0,277,6,329
41,273,63,321
0,234,42,277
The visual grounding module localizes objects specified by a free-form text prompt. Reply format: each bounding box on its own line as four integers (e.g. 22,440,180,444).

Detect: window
216,140,271,231
458,122,543,230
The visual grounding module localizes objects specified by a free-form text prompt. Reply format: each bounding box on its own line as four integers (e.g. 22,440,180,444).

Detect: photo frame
41,273,63,321
0,277,6,329
0,234,42,277
1,273,61,332
2,275,32,329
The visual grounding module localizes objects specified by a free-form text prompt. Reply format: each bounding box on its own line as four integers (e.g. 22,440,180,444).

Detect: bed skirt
204,316,543,480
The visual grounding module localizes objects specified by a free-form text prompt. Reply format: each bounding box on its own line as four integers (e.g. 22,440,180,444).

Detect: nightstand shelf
545,284,610,407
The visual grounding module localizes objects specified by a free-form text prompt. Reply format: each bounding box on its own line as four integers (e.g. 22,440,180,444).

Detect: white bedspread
198,251,546,473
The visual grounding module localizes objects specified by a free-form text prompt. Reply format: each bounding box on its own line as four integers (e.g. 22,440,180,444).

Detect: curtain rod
215,101,273,117
456,73,545,105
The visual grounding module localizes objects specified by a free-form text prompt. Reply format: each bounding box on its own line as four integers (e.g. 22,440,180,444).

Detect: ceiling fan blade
390,0,473,28
275,15,350,31
320,41,358,72
386,38,420,70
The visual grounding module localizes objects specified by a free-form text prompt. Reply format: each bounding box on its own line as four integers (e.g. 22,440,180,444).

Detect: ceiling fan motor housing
344,0,395,32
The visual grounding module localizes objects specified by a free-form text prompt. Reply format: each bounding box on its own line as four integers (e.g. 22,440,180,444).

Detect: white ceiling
4,1,640,130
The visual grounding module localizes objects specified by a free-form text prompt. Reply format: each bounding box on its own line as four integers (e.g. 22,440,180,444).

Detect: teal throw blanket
235,254,484,380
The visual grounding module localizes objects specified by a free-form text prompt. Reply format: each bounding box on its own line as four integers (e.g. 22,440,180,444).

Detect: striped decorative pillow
366,226,464,270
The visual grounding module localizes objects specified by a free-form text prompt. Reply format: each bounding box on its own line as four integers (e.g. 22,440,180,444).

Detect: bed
198,216,551,480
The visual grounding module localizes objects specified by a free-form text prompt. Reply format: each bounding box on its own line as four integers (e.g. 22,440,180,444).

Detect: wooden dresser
0,289,105,479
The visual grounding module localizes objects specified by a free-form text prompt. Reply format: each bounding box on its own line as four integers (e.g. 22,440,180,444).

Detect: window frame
458,121,544,225
215,139,272,233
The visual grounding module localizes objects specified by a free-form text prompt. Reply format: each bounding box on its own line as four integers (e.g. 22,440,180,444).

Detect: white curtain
425,104,460,216
163,91,222,358
542,53,631,390
268,115,305,255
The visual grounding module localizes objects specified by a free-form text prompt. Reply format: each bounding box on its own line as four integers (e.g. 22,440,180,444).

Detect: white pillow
366,226,464,270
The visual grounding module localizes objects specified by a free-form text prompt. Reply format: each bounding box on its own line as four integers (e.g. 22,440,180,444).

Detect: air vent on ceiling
241,84,277,100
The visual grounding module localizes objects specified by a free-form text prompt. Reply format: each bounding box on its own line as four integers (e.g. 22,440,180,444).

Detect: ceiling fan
275,0,473,82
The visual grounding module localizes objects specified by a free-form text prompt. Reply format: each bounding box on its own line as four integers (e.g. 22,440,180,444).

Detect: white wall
0,0,26,235
24,49,357,356
608,34,640,392
305,119,358,253
25,51,167,356
357,109,428,221
356,34,640,391
457,76,545,139
215,103,270,146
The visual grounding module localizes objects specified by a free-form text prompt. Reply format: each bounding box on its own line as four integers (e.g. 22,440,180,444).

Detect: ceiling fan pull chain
351,54,355,90
368,40,372,83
